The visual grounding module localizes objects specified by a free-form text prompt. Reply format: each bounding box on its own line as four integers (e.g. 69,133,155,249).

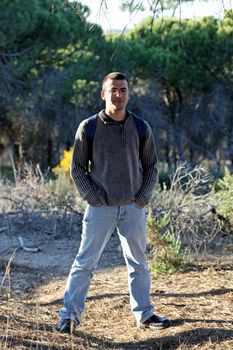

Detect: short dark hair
102,72,129,90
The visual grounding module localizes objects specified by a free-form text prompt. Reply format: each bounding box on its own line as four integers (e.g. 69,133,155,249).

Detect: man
56,72,171,334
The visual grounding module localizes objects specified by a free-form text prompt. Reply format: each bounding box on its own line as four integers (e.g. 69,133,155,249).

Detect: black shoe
139,315,171,329
56,319,77,334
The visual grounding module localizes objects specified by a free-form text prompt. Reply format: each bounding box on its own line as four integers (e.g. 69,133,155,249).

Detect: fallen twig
18,236,40,252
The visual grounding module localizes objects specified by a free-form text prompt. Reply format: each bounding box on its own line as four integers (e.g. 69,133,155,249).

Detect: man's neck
105,108,126,121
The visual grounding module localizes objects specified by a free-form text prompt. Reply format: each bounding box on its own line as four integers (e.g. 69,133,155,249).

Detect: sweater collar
99,109,131,124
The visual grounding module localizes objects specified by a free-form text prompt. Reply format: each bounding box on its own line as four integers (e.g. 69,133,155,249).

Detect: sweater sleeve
70,120,103,206
134,122,158,208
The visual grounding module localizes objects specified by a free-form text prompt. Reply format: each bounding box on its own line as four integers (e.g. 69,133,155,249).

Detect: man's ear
101,90,105,101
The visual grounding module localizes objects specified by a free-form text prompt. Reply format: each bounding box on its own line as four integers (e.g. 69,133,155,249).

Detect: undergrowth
147,208,182,274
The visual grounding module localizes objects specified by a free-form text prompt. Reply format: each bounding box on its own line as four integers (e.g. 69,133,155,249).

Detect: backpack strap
132,114,147,159
86,114,98,167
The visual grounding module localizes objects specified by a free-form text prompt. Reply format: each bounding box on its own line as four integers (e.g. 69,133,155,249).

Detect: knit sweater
71,110,158,207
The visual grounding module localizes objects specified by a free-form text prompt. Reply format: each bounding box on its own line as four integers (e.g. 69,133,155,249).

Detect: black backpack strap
132,114,147,159
86,114,98,167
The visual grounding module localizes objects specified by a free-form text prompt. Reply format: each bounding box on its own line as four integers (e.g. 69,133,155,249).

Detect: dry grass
0,260,233,350
151,164,224,255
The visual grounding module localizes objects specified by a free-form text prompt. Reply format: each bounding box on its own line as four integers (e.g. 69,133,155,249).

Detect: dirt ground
0,215,233,350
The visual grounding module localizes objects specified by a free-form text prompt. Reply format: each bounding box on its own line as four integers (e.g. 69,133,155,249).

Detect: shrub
150,163,221,254
52,148,72,175
147,208,182,274
214,167,233,233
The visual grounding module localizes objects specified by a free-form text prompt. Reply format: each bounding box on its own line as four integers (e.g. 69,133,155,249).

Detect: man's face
101,78,130,112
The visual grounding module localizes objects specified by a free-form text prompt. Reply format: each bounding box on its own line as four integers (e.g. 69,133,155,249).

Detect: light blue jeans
60,203,154,325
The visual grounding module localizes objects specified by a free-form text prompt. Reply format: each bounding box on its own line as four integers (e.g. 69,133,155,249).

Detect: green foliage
147,208,182,274
0,0,103,89
71,79,100,107
0,0,91,49
126,15,233,93
0,0,106,169
214,167,233,233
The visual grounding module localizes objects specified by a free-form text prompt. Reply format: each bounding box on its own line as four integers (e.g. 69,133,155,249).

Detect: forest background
0,0,232,179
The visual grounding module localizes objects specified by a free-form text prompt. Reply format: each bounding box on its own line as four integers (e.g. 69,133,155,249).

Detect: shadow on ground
1,326,233,350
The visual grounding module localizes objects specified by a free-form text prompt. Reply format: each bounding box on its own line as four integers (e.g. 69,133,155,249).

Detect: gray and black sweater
71,110,158,208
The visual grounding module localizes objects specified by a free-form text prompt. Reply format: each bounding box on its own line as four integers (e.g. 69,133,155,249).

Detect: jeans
59,203,154,324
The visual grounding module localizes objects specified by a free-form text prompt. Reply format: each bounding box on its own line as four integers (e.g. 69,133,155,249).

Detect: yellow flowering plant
52,148,73,175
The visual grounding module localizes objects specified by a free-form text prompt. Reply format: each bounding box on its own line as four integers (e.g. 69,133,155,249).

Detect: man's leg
117,204,154,325
59,205,117,325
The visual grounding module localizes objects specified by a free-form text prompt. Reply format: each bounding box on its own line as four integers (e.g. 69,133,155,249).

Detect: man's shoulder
78,113,99,130
81,113,98,124
85,114,99,138
129,111,149,125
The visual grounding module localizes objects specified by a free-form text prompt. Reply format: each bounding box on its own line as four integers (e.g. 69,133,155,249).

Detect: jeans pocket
90,202,103,207
132,202,144,209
